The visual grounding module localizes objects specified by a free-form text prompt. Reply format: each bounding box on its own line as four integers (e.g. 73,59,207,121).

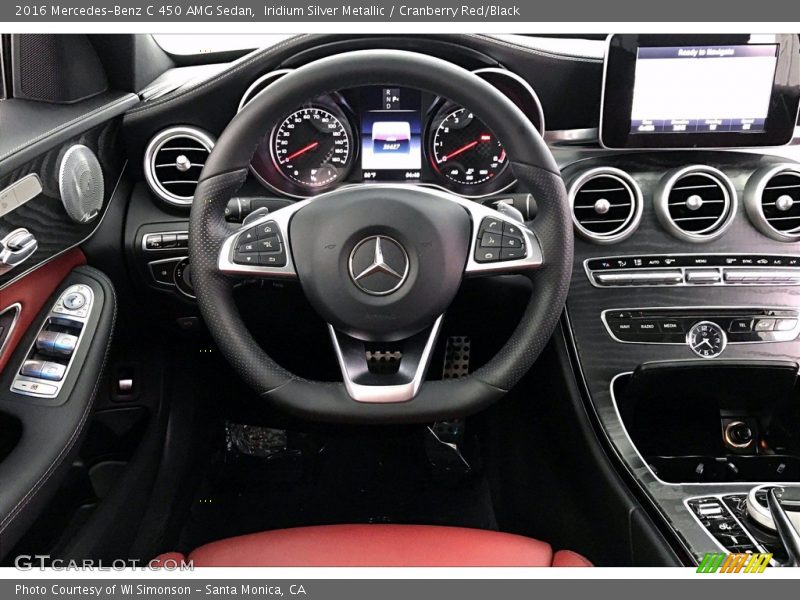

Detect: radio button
729,318,753,333
754,319,776,332
659,319,683,333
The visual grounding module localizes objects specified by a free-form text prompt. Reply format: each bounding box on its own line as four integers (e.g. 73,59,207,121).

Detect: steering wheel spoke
329,315,444,403
459,199,544,276
217,201,311,279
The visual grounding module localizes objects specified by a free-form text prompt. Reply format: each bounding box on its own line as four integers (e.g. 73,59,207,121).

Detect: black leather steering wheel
189,50,573,423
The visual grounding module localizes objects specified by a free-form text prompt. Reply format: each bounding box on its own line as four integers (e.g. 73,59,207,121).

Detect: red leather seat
154,524,592,567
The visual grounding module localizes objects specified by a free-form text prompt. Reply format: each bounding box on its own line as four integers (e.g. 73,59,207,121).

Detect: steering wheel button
233,252,258,265
239,229,257,243
259,252,287,267
501,236,523,249
499,248,525,261
479,218,503,236
480,233,501,248
258,236,281,252
255,221,279,239
502,222,523,239
237,242,258,253
475,248,499,263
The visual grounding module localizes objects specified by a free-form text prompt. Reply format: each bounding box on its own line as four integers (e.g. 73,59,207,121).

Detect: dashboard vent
144,126,215,207
656,166,736,242
745,165,800,242
569,168,643,244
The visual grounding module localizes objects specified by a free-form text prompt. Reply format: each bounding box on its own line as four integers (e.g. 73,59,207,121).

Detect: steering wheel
189,50,573,423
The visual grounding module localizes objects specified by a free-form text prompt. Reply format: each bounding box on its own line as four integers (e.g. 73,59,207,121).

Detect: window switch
20,360,45,378
39,362,66,382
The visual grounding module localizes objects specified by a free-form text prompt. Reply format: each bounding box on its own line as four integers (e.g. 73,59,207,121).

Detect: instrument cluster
242,68,544,199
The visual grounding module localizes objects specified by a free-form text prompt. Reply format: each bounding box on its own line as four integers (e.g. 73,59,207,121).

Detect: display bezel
600,34,800,149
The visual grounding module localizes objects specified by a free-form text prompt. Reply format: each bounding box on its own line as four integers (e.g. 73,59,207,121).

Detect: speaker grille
144,127,215,207
58,145,104,223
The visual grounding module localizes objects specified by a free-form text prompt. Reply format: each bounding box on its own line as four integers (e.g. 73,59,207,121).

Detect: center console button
608,319,634,334
754,319,776,332
659,319,683,333
729,318,753,333
685,269,721,284
775,318,798,332
634,320,660,334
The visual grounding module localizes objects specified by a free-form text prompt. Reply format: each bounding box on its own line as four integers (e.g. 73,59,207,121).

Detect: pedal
442,335,470,380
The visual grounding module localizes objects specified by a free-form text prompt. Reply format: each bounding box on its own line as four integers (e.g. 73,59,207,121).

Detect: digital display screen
629,45,779,135
360,87,422,182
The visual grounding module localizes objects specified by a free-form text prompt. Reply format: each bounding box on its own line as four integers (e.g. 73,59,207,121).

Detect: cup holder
613,361,800,484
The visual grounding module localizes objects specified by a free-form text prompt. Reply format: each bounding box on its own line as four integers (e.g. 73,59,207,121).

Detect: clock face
687,321,727,358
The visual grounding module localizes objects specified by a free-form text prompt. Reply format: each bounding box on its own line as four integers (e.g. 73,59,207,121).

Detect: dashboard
107,32,800,565
239,69,544,199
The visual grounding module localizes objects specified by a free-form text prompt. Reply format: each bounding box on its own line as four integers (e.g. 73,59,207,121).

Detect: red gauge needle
284,141,319,162
442,140,478,162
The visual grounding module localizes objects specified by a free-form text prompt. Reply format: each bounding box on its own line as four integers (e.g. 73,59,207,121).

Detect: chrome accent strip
545,128,599,146
0,303,22,360
583,253,800,289
328,315,443,404
218,184,544,279
0,174,43,219
143,126,216,208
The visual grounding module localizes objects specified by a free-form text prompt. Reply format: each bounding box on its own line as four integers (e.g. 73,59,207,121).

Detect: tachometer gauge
270,106,353,189
430,108,508,186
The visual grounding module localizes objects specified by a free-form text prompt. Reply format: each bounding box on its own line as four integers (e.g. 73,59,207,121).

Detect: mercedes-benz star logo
348,235,409,296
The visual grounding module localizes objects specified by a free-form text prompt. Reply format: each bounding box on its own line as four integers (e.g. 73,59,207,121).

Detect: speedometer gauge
271,106,353,189
431,108,507,186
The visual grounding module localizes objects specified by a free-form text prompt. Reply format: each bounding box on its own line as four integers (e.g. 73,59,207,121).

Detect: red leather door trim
0,249,85,374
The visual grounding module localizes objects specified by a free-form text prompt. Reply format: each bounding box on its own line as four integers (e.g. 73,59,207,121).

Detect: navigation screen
629,45,778,134
360,87,422,181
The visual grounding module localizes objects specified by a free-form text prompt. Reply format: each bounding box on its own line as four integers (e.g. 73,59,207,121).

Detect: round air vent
568,167,643,244
744,164,800,242
144,126,215,207
655,166,737,242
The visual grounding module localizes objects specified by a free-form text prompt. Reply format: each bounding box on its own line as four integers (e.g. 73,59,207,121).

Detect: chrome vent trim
655,166,737,243
143,126,215,207
745,164,800,242
568,167,643,244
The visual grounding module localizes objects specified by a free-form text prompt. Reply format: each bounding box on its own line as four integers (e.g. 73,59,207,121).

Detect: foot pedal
442,335,470,379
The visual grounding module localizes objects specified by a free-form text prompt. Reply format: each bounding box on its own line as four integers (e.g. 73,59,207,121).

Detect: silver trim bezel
217,184,544,279
0,173,43,219
10,285,95,399
143,126,216,208
655,165,738,243
328,315,443,404
744,163,800,242
0,302,21,360
584,253,800,289
601,306,800,348
568,166,643,244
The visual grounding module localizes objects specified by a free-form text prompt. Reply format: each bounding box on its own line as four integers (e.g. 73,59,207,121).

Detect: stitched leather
154,525,592,567
189,50,571,422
